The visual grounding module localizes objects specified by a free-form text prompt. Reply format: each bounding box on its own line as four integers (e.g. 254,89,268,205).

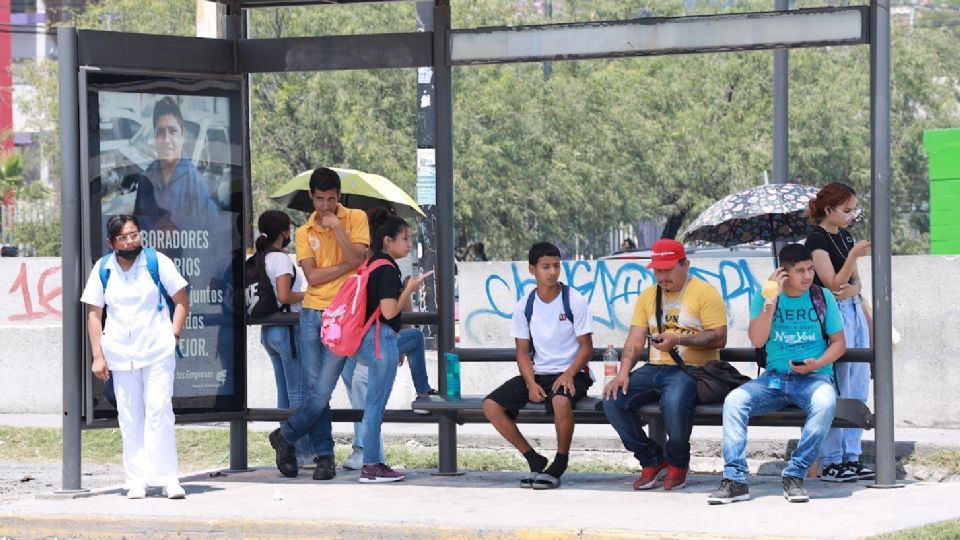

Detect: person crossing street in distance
708,243,845,505
602,238,728,491
483,242,594,490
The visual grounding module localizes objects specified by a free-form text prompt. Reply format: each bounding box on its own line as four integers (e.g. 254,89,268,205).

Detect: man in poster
135,96,220,217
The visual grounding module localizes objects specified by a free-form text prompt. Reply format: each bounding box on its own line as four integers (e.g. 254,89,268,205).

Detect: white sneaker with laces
126,486,146,499
343,448,364,471
163,483,186,499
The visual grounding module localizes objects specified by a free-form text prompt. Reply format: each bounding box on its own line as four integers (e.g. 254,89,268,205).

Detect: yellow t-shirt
295,204,370,310
630,277,727,367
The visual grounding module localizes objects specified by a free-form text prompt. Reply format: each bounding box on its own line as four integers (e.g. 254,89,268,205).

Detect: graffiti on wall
1,259,63,324
460,258,766,347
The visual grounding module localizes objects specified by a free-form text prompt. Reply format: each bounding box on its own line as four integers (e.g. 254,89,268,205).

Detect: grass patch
868,519,960,539
904,449,960,476
1,425,625,473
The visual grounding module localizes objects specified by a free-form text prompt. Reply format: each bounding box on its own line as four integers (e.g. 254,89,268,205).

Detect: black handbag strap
656,285,691,373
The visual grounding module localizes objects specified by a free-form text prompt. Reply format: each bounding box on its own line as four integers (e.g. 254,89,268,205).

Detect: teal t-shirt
749,287,844,377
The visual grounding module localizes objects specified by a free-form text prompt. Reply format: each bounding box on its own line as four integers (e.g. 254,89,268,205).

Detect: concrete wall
2,256,959,428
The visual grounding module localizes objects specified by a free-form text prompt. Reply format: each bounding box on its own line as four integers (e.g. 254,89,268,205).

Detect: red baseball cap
646,239,686,270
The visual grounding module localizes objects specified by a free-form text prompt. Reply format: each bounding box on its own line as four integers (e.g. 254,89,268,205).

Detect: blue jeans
354,324,400,465
820,296,871,466
601,364,697,468
722,371,837,483
281,307,349,457
398,328,431,395
260,324,311,462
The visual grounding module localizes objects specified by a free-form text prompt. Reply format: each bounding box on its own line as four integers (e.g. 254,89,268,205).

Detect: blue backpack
523,283,574,358
97,246,181,358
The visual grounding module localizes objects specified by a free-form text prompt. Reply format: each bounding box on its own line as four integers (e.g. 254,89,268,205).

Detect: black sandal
531,473,561,490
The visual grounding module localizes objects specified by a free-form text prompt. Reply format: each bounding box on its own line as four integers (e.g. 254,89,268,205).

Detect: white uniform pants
112,354,179,489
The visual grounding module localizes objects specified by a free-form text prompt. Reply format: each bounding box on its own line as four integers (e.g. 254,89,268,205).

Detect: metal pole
225,1,250,472
57,26,86,494
867,0,899,489
433,0,459,475
771,0,790,266
415,1,439,350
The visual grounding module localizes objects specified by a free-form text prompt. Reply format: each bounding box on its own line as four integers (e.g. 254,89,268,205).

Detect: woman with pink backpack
348,208,430,483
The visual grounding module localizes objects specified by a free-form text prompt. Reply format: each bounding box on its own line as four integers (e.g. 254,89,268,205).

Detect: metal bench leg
228,419,252,472
434,412,463,475
647,417,667,448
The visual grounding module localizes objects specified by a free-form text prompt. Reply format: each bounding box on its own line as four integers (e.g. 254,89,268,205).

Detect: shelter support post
433,0,460,476
771,0,791,266
58,26,86,495
867,0,900,489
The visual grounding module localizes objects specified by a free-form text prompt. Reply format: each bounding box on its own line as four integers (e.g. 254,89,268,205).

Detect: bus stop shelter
57,0,899,491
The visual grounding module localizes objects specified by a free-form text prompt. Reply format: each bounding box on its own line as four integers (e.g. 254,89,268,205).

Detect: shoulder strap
809,285,829,341
560,283,574,325
656,285,689,372
145,247,182,359
144,247,175,316
524,288,537,356
98,254,111,291
655,285,664,334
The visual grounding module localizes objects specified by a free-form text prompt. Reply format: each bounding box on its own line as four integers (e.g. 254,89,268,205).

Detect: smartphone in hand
790,360,806,366
419,270,435,279
648,335,664,344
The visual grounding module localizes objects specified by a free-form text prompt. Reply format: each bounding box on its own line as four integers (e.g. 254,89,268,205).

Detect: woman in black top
354,208,429,483
806,182,875,483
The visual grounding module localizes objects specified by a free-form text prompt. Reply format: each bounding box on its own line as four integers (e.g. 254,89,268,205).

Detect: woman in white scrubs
81,215,190,499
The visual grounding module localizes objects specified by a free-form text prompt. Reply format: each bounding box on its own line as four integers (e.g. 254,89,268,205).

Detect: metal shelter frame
58,0,897,492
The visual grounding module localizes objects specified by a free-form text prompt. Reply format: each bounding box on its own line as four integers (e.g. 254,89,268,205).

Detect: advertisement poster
85,73,245,416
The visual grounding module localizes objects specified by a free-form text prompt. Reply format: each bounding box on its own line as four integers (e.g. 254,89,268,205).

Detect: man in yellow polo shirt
601,238,727,492
268,168,369,482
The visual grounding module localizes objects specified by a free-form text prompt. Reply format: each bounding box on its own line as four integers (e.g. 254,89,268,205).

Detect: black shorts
485,372,593,418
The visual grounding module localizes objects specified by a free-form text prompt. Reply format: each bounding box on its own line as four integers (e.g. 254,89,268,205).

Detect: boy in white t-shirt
482,242,594,490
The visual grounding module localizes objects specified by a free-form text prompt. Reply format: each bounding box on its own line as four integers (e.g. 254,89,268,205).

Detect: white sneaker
343,448,363,470
163,483,186,499
126,486,146,499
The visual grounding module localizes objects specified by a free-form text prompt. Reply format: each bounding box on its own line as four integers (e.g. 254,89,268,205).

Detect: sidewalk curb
0,514,794,540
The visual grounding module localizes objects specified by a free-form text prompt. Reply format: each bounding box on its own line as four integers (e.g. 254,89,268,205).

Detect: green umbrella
271,168,426,219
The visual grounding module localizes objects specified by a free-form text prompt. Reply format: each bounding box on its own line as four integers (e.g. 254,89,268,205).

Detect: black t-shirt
364,251,403,333
805,226,856,288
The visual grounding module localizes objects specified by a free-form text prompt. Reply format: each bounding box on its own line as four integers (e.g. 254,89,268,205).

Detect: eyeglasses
841,208,864,223
114,231,141,243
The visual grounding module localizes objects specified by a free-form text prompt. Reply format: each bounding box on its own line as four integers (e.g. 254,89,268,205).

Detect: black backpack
244,248,297,356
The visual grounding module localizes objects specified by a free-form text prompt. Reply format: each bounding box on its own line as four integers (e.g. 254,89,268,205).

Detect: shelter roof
212,0,410,7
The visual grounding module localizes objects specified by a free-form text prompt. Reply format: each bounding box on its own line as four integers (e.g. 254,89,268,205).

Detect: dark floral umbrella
682,183,819,248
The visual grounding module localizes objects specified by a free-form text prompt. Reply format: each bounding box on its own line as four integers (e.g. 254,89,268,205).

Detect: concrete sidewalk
2,414,960,538
1,466,959,539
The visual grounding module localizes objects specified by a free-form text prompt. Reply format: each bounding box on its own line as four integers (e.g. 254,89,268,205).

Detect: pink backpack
320,258,394,359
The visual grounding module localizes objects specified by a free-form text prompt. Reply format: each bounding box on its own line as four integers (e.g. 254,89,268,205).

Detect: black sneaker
844,461,876,481
819,462,857,483
707,478,750,505
783,475,810,503
269,428,298,478
313,455,336,481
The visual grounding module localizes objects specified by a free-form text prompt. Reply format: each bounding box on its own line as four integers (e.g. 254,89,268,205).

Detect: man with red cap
601,238,728,490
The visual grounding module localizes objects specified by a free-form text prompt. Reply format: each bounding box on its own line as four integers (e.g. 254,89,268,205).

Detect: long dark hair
255,210,291,252
368,207,409,253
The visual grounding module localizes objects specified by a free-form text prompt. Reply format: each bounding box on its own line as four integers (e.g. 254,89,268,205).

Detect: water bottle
444,352,461,399
602,345,619,387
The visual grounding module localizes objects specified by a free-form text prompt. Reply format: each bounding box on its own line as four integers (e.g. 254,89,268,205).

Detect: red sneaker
632,461,668,490
663,465,688,490
359,463,406,484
